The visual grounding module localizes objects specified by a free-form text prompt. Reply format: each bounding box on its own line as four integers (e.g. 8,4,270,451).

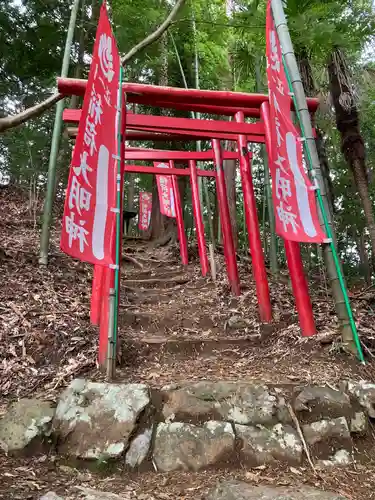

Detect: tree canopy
1,0,375,283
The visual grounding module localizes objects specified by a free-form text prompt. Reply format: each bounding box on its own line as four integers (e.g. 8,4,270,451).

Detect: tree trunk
328,48,375,270
357,233,371,286
255,56,278,274
150,32,178,245
297,47,335,214
223,143,238,249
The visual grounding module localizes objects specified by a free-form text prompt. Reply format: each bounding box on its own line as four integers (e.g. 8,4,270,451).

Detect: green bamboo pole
271,0,364,362
39,0,81,265
111,66,125,375
169,28,216,249
255,56,278,275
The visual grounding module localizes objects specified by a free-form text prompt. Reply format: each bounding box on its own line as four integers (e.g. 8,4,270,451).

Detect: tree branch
121,0,186,66
0,93,64,134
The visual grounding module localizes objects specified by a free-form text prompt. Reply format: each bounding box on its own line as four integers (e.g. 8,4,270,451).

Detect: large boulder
153,421,235,472
162,381,288,425
125,427,153,468
345,380,375,418
0,399,55,454
53,379,150,459
40,488,125,500
207,481,349,500
294,386,351,418
302,417,351,446
236,423,302,465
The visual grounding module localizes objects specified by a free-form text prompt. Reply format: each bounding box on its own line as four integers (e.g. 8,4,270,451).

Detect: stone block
294,386,351,417
162,381,288,425
125,427,153,468
345,380,375,418
0,399,55,453
302,417,351,446
53,379,150,459
153,421,235,472
207,481,349,500
350,411,368,434
235,423,302,465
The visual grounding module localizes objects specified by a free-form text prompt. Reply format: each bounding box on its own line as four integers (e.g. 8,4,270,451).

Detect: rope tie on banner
281,54,365,364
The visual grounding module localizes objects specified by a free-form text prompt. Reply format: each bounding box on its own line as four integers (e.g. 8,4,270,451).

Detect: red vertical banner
154,162,176,218
139,192,152,230
60,4,121,265
266,1,326,244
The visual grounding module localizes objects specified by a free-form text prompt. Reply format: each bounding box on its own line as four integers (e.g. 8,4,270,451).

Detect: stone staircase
2,243,375,499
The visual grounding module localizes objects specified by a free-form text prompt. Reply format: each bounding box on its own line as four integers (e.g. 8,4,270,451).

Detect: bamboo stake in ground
271,0,364,362
209,243,217,281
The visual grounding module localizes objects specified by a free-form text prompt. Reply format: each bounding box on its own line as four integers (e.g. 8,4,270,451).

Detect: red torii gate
60,77,318,356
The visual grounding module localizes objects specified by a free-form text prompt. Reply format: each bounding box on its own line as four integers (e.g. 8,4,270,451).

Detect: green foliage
1,0,375,281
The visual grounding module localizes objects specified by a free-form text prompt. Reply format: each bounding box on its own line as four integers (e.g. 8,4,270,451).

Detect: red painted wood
170,161,188,266
189,160,209,276
261,101,316,336
98,90,127,369
90,264,104,326
57,77,320,113
98,267,114,366
212,139,240,296
124,165,216,177
284,241,316,336
63,109,265,137
125,148,239,161
126,96,261,117
235,112,272,322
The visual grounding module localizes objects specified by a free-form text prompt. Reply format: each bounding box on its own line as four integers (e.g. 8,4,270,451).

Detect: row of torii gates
59,76,320,337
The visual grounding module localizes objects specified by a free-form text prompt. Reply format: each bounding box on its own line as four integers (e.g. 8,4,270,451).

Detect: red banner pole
235,111,272,322
98,90,127,369
169,160,188,266
284,241,316,336
261,102,315,336
98,267,114,367
211,139,240,295
189,159,209,276
90,264,104,325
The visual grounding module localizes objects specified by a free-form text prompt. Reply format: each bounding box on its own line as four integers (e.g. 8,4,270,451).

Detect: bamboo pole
255,56,278,275
39,0,81,265
271,0,364,361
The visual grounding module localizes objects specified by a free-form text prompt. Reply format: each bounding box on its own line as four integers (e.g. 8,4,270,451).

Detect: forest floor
1,186,375,499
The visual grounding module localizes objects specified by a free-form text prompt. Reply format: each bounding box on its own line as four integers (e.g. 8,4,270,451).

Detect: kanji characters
89,85,103,125
68,176,92,215
276,202,299,233
65,212,89,252
73,151,93,186
276,168,292,202
275,117,283,147
270,30,280,72
84,117,97,156
98,33,115,82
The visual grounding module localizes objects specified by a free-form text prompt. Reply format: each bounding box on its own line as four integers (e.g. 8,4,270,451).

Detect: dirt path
2,189,375,498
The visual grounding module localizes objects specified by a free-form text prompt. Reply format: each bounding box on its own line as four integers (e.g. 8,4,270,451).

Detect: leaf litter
1,187,375,498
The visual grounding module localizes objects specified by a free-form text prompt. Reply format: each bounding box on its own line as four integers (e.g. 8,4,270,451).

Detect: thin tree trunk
255,56,278,274
223,151,238,250
357,233,371,286
328,48,375,271
297,48,335,214
150,32,178,245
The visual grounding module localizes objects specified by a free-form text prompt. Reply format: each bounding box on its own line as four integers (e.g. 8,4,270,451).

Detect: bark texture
328,48,375,270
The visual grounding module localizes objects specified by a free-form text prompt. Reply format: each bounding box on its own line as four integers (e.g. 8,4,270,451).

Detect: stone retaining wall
1,378,374,472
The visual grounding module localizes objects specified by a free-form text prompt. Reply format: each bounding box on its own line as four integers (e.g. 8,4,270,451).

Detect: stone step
120,336,262,358
3,378,374,476
124,268,188,281
40,482,350,500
